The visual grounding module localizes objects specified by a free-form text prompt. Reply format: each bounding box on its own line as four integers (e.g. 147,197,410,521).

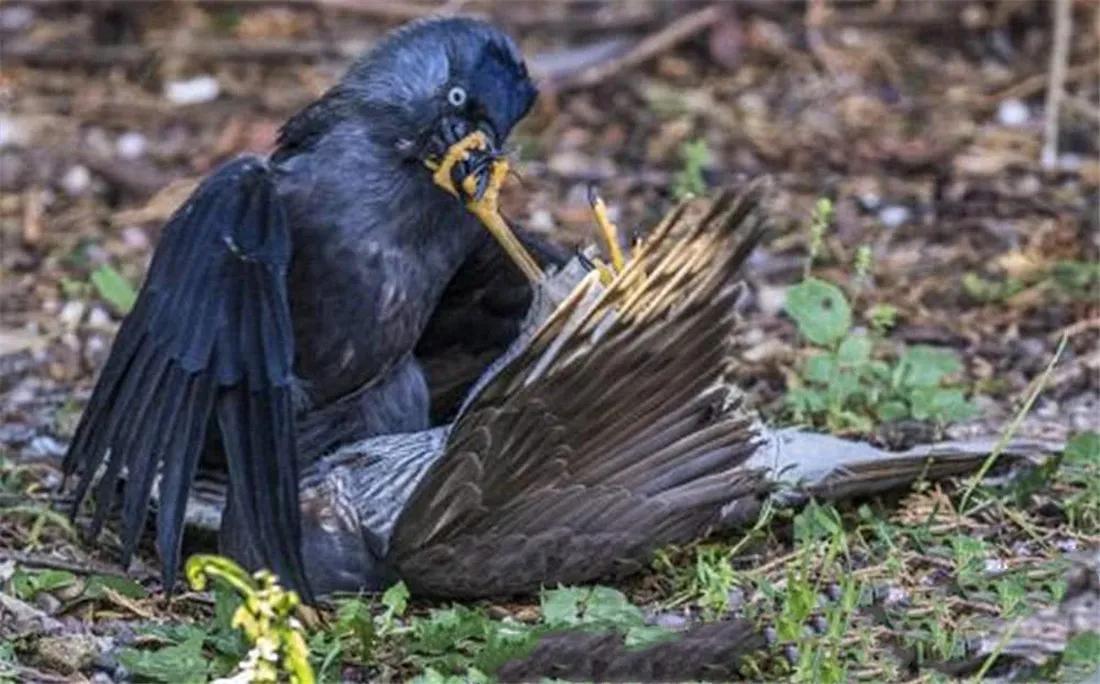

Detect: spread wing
389,184,770,597
63,157,310,596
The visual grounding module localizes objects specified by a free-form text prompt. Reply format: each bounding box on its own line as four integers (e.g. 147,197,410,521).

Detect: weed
673,138,709,199
785,201,976,434
89,263,137,315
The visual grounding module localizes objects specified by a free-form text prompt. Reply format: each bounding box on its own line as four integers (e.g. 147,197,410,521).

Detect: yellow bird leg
463,158,544,284
426,130,489,197
589,192,626,273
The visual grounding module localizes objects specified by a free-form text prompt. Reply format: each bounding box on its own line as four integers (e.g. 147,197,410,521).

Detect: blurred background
0,0,1097,444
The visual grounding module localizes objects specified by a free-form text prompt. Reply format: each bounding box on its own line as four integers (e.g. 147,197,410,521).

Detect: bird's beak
426,131,544,284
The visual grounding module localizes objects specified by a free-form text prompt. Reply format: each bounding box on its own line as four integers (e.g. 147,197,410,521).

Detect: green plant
785,202,976,434
184,555,314,684
1058,431,1100,531
90,263,137,315
673,138,710,199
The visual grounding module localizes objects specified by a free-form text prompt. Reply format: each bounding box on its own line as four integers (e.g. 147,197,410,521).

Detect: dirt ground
1,1,1098,682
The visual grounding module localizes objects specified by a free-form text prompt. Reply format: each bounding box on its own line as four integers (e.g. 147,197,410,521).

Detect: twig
0,39,349,68
550,5,723,92
0,549,134,579
959,334,1068,514
989,61,1098,103
1041,0,1073,170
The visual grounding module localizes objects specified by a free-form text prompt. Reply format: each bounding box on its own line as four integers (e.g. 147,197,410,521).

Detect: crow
63,17,554,599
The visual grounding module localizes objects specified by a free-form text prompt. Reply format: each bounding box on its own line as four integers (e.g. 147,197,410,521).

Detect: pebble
116,131,148,159
58,300,86,328
0,5,34,31
878,204,911,228
165,75,221,105
996,98,1030,127
650,612,689,629
526,208,554,232
28,435,66,458
121,226,150,251
87,307,114,329
60,165,92,197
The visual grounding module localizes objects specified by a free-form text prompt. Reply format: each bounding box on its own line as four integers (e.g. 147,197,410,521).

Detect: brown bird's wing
389,184,771,598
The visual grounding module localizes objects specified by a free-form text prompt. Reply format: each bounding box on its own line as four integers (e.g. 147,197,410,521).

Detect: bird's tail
719,428,1064,527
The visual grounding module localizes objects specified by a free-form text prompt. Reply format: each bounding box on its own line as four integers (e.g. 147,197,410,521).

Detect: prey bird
63,17,557,598
182,184,1061,599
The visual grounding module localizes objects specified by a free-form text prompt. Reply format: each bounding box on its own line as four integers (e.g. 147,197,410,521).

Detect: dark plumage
63,17,547,597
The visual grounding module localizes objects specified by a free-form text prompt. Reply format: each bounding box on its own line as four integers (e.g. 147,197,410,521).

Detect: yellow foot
427,132,544,284
426,130,490,198
588,188,627,284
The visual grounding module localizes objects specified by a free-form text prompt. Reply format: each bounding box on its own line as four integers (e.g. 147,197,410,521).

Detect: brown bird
182,183,1061,599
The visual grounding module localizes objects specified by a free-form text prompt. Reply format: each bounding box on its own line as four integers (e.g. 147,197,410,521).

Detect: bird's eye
447,86,467,108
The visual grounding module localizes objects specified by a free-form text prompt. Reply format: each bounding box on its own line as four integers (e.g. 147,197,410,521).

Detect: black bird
63,17,553,597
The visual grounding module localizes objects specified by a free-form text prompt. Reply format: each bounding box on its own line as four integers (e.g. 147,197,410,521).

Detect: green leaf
90,264,137,315
897,346,961,388
382,580,410,617
909,388,975,422
117,631,207,684
582,586,646,626
836,334,872,366
12,568,76,600
1063,631,1100,668
540,586,590,626
804,352,836,384
83,574,148,600
785,278,852,347
793,502,843,545
1065,432,1100,466
875,400,909,421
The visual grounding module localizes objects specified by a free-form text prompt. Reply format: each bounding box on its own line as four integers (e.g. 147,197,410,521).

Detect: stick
551,5,723,91
1041,0,1073,170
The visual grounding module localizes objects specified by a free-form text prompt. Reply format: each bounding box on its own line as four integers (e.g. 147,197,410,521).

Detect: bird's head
345,17,537,175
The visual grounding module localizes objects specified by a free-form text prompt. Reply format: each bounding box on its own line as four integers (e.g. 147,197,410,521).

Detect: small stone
60,165,92,197
996,99,1030,127
527,208,554,232
857,191,881,211
0,5,34,31
878,204,911,228
58,300,86,329
33,634,102,675
165,75,221,105
33,591,61,615
120,226,150,251
651,612,689,629
28,435,66,458
116,131,147,159
87,307,114,329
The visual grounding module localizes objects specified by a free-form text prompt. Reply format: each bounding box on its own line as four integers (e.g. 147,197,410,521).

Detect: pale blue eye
447,86,467,108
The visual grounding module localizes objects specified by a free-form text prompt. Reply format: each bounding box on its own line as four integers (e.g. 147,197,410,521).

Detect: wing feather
64,157,309,596
390,183,771,597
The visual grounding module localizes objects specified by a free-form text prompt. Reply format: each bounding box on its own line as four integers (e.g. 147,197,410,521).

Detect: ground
0,1,1098,682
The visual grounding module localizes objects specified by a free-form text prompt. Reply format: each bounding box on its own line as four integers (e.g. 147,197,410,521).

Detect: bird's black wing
389,186,770,598
416,228,570,423
63,157,309,596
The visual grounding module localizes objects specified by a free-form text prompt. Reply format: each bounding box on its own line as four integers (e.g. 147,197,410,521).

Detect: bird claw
428,132,544,284
587,187,627,285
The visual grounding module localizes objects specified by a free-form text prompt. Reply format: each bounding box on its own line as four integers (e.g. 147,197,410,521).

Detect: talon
427,131,489,197
464,158,544,284
431,138,543,284
589,188,626,274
